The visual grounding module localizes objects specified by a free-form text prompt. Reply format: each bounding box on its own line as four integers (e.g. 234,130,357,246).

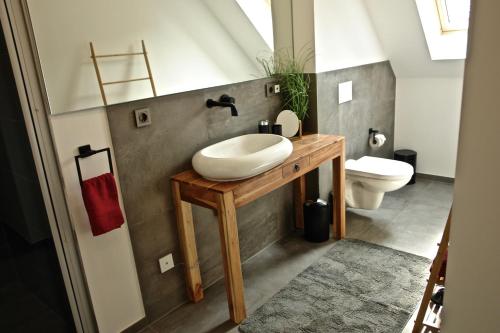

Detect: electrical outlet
134,108,152,128
159,253,174,273
265,82,280,97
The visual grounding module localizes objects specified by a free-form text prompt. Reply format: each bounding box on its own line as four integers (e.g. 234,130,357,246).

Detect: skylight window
416,0,470,60
436,0,471,32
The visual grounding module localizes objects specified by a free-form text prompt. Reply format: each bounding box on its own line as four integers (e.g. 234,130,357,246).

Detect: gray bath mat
239,239,431,333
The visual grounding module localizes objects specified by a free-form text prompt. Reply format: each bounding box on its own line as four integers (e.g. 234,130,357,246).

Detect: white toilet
345,156,414,210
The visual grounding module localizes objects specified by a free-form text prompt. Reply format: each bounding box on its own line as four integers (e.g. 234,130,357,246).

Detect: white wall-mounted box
338,81,353,104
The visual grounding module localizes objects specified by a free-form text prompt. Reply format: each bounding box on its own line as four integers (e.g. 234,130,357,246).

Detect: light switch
338,81,352,104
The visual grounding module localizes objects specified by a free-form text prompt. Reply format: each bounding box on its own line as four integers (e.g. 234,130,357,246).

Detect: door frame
0,1,95,332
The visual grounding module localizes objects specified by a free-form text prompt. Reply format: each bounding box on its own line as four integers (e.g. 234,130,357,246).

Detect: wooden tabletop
172,134,344,194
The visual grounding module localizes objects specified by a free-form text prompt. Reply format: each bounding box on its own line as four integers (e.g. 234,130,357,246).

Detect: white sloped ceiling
363,0,464,78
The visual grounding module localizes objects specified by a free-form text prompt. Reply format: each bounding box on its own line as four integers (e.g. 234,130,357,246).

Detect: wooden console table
171,134,345,324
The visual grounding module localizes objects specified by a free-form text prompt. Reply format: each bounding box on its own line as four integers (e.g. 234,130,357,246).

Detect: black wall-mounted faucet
206,94,238,116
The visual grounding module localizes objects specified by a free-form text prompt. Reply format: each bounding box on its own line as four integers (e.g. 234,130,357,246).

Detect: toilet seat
346,156,413,181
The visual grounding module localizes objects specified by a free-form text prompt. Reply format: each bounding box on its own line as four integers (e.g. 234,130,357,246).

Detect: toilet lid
346,156,414,180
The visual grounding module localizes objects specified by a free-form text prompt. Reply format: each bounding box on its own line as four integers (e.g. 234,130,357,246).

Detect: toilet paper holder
369,128,379,144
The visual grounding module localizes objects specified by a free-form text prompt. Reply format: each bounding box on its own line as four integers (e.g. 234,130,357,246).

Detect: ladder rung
93,52,144,58
102,77,150,85
423,322,440,331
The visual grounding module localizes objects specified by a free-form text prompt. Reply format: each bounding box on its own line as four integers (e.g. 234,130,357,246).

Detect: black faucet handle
206,99,216,108
220,94,235,104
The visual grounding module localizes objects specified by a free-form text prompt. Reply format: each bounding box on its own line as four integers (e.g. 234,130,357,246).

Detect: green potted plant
258,49,313,136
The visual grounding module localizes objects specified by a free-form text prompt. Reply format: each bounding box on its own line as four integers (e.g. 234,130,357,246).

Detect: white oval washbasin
192,134,293,181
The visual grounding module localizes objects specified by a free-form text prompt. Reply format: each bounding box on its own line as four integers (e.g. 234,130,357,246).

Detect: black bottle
272,124,282,136
258,120,270,133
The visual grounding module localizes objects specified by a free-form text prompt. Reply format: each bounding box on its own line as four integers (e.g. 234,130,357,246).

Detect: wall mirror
26,0,275,114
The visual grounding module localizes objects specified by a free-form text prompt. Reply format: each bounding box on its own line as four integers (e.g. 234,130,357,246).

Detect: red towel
81,173,124,236
430,249,448,279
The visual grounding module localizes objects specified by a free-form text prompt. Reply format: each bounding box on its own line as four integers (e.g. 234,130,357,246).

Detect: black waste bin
328,191,335,223
394,149,417,184
304,199,330,242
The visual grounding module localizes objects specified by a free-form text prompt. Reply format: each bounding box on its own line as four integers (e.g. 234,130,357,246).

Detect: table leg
332,141,346,239
216,191,246,324
294,175,306,229
171,181,204,302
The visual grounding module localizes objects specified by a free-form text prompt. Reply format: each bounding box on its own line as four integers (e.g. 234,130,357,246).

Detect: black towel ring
75,144,114,186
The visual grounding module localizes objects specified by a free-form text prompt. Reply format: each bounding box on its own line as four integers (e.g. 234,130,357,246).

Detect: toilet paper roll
369,133,386,148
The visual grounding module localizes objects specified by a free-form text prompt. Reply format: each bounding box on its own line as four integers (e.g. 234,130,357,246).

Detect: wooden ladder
90,40,157,106
412,210,451,333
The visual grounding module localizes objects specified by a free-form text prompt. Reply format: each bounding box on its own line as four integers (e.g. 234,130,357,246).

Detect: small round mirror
276,110,299,138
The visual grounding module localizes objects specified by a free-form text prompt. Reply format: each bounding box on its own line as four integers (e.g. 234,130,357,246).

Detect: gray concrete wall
106,60,395,322
310,61,396,199
106,78,294,321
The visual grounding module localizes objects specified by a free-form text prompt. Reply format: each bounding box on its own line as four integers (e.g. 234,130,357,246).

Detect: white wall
234,0,274,50
272,0,294,52
291,0,316,73
443,1,500,331
287,0,387,73
313,0,386,73
26,0,269,114
364,0,465,177
205,0,273,63
49,109,145,333
395,78,462,177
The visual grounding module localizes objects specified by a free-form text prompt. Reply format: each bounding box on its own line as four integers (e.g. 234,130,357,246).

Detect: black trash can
328,191,335,223
394,149,417,184
304,199,330,242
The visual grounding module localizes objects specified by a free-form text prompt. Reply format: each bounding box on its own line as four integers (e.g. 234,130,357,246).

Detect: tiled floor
141,177,454,333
